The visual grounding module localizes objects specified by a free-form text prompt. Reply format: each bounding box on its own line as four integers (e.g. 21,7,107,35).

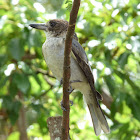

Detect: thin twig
61,0,81,140
35,67,55,78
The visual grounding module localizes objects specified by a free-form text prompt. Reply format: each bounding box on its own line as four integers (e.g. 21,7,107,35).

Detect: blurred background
0,0,140,139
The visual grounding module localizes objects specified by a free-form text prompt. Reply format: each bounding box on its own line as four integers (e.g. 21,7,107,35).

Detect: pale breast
42,38,64,80
42,37,87,89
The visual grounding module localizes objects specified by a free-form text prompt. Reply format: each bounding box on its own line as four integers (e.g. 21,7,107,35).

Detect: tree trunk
17,92,28,140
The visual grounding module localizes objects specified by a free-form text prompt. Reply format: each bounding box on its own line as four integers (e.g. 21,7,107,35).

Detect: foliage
0,0,140,139
65,0,73,11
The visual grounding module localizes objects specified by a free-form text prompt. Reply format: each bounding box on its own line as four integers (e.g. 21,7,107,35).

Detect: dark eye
50,21,56,27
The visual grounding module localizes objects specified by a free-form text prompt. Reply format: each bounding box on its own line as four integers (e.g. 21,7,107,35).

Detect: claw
67,80,82,94
60,100,67,111
68,85,74,94
60,79,82,94
60,100,74,111
70,100,73,106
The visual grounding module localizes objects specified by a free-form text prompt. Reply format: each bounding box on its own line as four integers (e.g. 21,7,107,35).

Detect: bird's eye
50,22,56,27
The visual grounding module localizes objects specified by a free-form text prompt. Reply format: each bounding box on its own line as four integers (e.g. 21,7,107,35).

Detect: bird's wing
72,39,110,135
72,39,102,101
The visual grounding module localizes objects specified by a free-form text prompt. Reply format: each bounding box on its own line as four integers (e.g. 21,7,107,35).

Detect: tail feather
88,104,101,136
96,103,110,133
88,102,110,135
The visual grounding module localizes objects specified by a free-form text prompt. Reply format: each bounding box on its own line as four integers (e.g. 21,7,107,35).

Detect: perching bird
29,19,110,136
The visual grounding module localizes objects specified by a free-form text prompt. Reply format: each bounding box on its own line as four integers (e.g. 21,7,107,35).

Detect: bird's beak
29,23,47,30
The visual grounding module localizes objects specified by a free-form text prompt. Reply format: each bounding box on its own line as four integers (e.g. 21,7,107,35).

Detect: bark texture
62,0,81,140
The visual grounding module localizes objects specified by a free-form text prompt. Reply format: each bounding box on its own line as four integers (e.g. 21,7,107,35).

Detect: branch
43,75,55,86
22,54,36,61
35,67,55,79
62,0,81,140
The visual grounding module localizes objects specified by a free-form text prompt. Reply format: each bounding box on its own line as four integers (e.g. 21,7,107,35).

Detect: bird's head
29,19,68,37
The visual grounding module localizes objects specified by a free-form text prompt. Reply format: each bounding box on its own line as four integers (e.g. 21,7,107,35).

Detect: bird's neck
45,31,66,40
44,32,66,48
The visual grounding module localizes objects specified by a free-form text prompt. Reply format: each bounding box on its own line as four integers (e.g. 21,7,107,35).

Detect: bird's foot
60,100,73,111
60,79,82,85
60,79,82,94
60,100,67,111
68,85,74,94
68,80,82,93
69,100,73,106
70,80,82,84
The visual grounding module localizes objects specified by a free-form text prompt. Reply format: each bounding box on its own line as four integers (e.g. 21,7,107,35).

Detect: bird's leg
60,85,73,111
70,80,82,84
60,78,74,94
60,78,82,85
60,79,82,111
60,78,82,93
68,80,82,93
69,100,73,106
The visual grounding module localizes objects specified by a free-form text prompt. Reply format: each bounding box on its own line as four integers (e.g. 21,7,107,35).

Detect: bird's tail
85,93,110,136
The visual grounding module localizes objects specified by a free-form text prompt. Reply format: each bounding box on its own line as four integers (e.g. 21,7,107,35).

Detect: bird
29,19,110,136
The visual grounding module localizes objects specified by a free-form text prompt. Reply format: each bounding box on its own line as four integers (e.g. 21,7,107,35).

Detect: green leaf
118,52,130,69
104,75,116,95
40,0,64,11
0,74,8,89
12,72,30,94
7,131,20,140
111,101,117,119
105,33,116,43
9,38,25,61
13,101,22,113
2,96,21,112
117,123,130,139
127,97,140,121
105,49,112,62
131,101,140,121
65,0,72,4
125,74,140,94
0,55,7,67
93,25,103,37
114,70,125,82
31,103,44,114
18,61,32,74
29,31,42,47
8,110,19,125
32,73,42,87
37,113,48,134
9,81,18,97
65,0,72,11
115,101,131,123
2,95,13,111
131,37,140,53
9,101,21,125
2,96,21,124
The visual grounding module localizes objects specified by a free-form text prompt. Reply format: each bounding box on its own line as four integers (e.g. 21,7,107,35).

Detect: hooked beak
29,23,47,30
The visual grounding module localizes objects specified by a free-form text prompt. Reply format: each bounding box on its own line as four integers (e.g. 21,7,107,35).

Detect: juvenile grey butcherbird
29,19,110,136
